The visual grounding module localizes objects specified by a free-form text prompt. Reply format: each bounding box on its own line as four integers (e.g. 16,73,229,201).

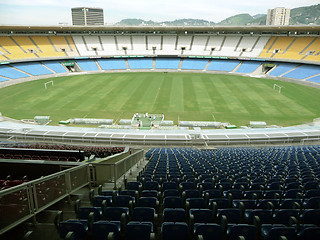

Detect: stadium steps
250,36,261,53
114,35,120,51
281,37,297,54
28,36,43,53
178,58,183,70
300,37,317,55
82,36,90,52
98,36,105,51
41,63,56,74
64,36,75,53
219,36,227,51
279,64,301,77
189,35,195,50
266,36,278,53
174,35,179,51
305,72,320,81
234,36,243,52
231,61,243,72
204,36,210,51
130,36,134,51
95,60,103,71
125,59,130,70
152,58,156,69
203,59,212,71
10,65,32,77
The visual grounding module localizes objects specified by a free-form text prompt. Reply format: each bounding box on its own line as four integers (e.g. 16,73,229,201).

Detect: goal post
44,81,54,89
273,84,282,93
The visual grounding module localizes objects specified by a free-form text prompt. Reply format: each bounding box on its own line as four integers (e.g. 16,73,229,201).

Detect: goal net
44,81,54,89
273,84,282,93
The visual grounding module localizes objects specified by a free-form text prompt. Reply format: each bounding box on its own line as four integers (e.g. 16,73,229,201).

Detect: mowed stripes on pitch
0,72,319,126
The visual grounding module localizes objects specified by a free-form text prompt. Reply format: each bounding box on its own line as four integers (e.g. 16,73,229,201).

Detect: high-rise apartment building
266,7,290,25
71,7,104,26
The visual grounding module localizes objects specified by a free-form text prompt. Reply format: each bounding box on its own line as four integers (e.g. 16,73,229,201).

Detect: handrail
0,163,90,235
91,149,144,189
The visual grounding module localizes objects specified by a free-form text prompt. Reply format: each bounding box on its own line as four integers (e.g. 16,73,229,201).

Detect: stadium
0,24,320,240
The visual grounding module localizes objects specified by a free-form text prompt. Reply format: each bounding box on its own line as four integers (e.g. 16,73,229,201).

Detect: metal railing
91,150,144,189
0,164,90,235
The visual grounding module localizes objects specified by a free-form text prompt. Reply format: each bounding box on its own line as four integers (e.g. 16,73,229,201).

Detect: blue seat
163,208,186,223
114,195,135,208
189,209,215,226
180,182,195,192
120,190,138,199
303,196,320,209
194,223,224,240
261,226,296,240
224,189,244,200
144,181,160,191
162,181,178,191
217,209,242,224
126,222,154,240
59,220,88,240
137,197,159,210
186,198,208,210
163,196,183,209
297,226,320,240
245,209,273,225
233,200,257,209
126,181,142,191
198,182,214,192
92,196,112,208
227,224,257,240
104,207,128,231
163,189,180,198
273,209,300,225
209,198,231,209
203,189,222,199
92,221,119,240
132,207,156,223
77,207,101,221
161,222,189,240
141,190,159,199
182,189,201,200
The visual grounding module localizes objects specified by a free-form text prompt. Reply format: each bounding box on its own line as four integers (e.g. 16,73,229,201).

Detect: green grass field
0,72,320,127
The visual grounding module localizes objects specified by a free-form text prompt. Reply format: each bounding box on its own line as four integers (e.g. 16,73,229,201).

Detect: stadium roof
1,25,320,34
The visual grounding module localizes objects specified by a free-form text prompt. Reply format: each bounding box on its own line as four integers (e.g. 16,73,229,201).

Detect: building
266,7,290,25
71,7,104,26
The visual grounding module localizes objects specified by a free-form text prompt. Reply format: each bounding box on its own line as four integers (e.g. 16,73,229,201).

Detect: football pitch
0,72,320,127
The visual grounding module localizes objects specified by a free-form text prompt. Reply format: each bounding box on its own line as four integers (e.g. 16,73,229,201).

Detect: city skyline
0,0,319,26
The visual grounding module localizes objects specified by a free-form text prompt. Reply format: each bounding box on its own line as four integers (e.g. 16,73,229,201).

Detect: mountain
216,13,266,26
115,4,319,26
290,4,320,25
116,18,215,26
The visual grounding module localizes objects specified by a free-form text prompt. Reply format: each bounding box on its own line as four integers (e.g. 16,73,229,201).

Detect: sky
0,0,319,26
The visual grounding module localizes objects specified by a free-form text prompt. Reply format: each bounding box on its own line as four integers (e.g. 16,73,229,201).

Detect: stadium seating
307,75,320,83
268,63,299,77
76,59,99,71
127,58,153,69
0,64,30,79
42,61,67,73
0,76,8,82
207,59,240,72
12,62,53,76
282,64,320,79
236,61,261,73
180,59,209,70
155,58,180,69
97,59,127,70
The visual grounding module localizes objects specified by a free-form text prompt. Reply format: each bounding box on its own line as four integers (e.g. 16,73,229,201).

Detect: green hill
115,4,320,26
290,4,320,25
